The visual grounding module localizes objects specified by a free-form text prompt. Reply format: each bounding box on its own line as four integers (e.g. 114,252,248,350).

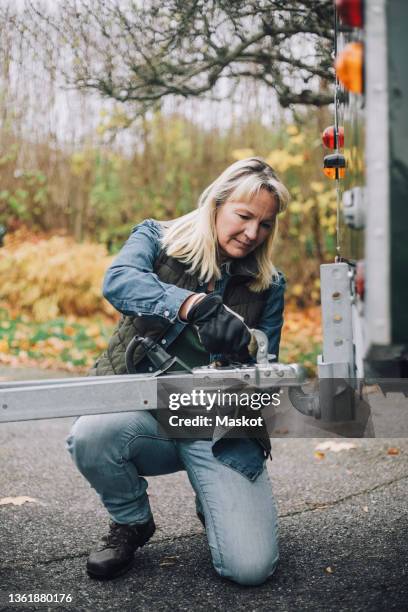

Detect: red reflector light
355,260,365,300
336,0,364,28
322,126,345,149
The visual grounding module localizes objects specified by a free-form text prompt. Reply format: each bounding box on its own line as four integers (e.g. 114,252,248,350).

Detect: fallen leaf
159,556,179,567
387,447,400,456
308,502,330,511
0,496,38,506
325,566,334,574
314,451,325,460
86,324,102,337
0,339,10,353
363,384,380,395
315,441,356,453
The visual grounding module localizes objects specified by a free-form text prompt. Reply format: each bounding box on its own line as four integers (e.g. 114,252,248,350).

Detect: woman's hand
186,294,251,360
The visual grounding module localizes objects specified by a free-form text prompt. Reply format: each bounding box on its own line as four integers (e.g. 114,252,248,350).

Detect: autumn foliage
1,109,337,305
0,230,322,374
0,229,116,321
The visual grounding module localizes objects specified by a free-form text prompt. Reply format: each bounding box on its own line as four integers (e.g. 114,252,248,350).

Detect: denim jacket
103,219,286,480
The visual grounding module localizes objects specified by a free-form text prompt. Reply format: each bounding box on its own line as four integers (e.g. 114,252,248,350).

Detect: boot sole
87,558,134,580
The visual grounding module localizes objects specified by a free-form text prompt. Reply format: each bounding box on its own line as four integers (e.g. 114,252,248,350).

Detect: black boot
87,517,156,579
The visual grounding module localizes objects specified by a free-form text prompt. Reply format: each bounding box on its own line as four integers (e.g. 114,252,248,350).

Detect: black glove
186,294,252,360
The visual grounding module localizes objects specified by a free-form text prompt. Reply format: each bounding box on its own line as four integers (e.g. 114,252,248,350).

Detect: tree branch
13,0,334,111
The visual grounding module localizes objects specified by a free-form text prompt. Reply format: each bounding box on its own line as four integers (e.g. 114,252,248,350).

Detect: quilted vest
91,249,269,376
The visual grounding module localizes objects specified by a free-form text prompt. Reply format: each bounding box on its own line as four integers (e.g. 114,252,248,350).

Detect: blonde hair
161,157,290,291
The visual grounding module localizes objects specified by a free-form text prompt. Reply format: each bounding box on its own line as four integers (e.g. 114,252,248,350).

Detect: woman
66,157,289,586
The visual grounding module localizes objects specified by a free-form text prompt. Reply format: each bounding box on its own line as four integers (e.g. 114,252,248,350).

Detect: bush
0,232,116,321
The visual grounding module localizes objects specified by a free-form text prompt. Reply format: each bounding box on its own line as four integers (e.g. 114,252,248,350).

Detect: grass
0,307,114,372
0,305,322,376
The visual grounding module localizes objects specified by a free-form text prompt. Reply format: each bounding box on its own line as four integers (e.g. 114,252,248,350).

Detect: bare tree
8,0,333,113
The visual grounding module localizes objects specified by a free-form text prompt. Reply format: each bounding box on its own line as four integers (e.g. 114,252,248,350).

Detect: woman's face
215,188,279,260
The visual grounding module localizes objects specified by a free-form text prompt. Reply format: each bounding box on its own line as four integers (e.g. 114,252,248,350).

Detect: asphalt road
0,367,407,611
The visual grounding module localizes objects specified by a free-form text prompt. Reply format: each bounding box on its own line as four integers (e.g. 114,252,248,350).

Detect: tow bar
0,330,306,423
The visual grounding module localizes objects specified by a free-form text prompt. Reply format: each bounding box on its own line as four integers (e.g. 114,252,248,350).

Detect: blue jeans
66,411,279,586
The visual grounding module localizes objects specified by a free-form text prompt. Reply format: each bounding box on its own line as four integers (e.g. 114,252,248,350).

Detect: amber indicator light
323,153,346,180
335,42,363,94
